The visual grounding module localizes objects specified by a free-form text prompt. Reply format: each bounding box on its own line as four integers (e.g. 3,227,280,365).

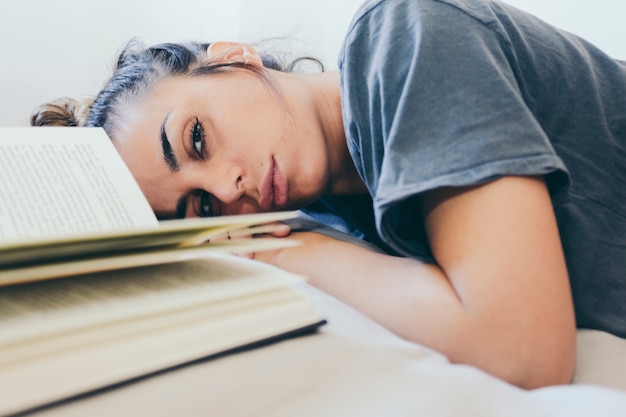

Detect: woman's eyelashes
189,116,206,159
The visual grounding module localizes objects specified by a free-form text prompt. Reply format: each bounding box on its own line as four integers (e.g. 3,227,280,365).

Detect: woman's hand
229,221,292,259
250,230,327,263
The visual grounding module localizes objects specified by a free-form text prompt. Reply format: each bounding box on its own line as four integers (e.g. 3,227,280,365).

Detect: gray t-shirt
320,0,626,337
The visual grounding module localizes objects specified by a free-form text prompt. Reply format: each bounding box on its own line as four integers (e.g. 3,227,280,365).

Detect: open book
0,127,325,416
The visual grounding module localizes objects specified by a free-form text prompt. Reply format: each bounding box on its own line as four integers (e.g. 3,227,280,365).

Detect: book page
0,236,301,286
0,211,299,272
0,127,157,242
0,254,304,345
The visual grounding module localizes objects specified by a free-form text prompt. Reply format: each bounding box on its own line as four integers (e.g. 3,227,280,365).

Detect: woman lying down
32,0,626,389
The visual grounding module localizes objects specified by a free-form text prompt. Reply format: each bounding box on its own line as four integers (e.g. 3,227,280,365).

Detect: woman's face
112,69,330,219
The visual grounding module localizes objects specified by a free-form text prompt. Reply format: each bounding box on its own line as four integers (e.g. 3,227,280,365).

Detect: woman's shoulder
342,0,503,57
343,0,533,42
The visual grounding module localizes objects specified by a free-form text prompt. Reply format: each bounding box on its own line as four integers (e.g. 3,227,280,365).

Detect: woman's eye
198,191,213,217
190,118,205,158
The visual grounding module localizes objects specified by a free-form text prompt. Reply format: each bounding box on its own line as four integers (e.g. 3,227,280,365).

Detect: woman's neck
302,70,368,196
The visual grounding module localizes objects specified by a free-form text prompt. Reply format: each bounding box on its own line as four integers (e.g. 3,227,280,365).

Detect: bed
25,278,626,417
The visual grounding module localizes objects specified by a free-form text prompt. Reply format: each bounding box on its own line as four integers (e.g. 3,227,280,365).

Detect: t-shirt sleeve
339,0,569,259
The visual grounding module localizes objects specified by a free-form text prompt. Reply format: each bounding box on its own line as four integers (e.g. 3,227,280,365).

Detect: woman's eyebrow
160,112,180,173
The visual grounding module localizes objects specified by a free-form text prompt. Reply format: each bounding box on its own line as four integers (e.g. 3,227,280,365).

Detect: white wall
1,0,625,127
238,0,363,70
0,0,241,127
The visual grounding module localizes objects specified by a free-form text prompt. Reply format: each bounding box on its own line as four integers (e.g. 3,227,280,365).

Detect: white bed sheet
28,282,626,417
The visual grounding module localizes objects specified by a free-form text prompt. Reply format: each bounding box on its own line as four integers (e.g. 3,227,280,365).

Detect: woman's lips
272,157,288,209
261,157,287,211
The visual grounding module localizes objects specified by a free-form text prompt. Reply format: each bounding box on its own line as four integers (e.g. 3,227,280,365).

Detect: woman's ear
206,41,263,67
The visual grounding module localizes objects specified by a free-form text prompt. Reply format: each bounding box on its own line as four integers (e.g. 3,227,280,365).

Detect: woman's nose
206,165,245,204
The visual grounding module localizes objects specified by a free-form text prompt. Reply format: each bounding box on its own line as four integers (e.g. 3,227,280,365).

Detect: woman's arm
257,176,576,389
